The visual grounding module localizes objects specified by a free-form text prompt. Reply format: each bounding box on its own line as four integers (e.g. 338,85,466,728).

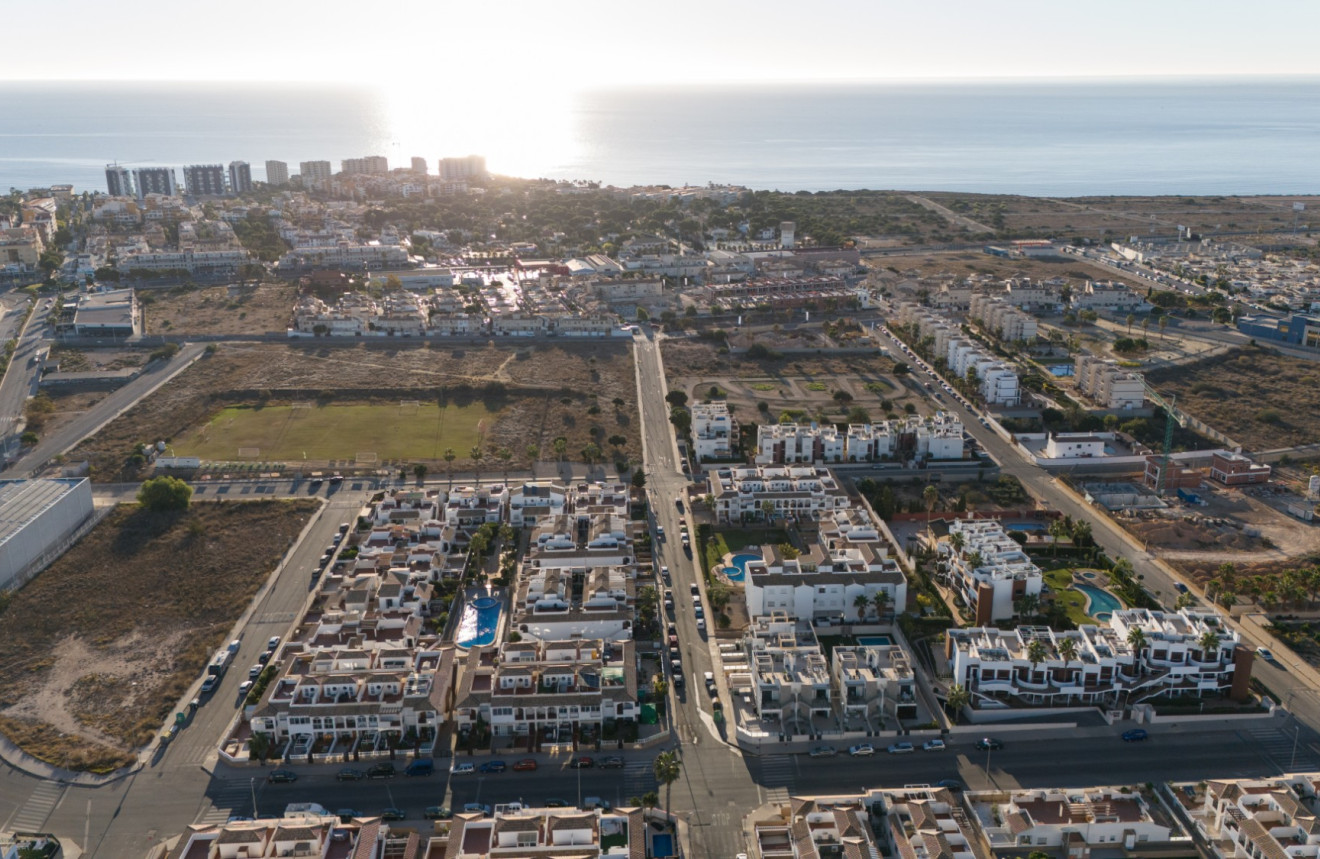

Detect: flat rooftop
0,478,90,547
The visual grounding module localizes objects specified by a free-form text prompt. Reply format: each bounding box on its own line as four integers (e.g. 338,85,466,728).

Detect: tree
923,484,939,545
853,593,871,621
581,442,602,464
872,589,891,620
413,463,428,481
1057,637,1078,682
137,475,192,511
1159,315,1169,342
444,448,457,486
632,469,647,490
470,445,484,482
665,390,688,408
1025,639,1049,680
1126,627,1147,657
1070,519,1092,548
1015,593,1041,620
945,684,970,724
642,791,660,810
653,751,682,829
248,730,271,763
1047,518,1069,556
497,446,513,481
1198,630,1221,659
553,436,568,461
1126,313,1136,334
526,443,540,463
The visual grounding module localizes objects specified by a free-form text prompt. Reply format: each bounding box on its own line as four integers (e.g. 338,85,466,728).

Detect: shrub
137,475,192,511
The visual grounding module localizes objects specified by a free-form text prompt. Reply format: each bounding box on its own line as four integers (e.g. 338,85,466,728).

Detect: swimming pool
1075,584,1122,622
1005,522,1045,532
652,833,675,858
456,596,502,649
857,635,893,647
725,552,762,583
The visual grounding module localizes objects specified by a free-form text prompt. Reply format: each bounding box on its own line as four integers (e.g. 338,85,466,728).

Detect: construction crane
1142,381,1189,495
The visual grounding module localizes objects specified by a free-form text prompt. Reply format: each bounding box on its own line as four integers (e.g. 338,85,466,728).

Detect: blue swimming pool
1075,584,1122,621
456,596,501,649
857,635,893,647
652,833,675,858
1005,522,1045,531
725,552,762,583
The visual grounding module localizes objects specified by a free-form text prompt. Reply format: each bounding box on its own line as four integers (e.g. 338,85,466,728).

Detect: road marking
6,781,65,832
1246,725,1320,772
195,781,255,824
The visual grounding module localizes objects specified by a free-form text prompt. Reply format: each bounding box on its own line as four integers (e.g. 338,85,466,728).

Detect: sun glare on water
379,88,580,179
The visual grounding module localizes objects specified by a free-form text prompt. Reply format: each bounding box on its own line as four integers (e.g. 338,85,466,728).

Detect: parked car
808,745,837,758
237,680,253,699
848,744,875,757
336,767,366,781
367,763,396,779
887,742,915,755
405,759,434,776
661,566,670,579
544,799,569,808
1121,729,1149,742
705,672,718,696
1256,647,1274,661
690,583,699,596
569,756,594,769
424,806,452,820
670,660,683,677
336,810,357,824
258,650,273,664
248,664,263,680
267,636,281,650
974,738,1004,751
696,617,706,633
266,769,298,783
582,797,612,811
935,778,965,792
462,803,492,816
922,739,946,752
200,675,219,694
600,756,625,769
451,762,475,776
380,808,406,821
513,758,538,772
478,760,507,773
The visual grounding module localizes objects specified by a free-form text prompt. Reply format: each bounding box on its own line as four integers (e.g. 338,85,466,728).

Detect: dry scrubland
1146,348,1320,451
140,282,299,335
875,250,1147,291
68,341,641,480
0,499,318,772
663,339,922,424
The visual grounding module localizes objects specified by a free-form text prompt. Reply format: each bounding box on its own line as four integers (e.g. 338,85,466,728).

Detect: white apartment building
341,155,389,175
942,518,1043,624
969,293,1039,342
1194,774,1320,859
264,160,289,186
1075,354,1146,409
1002,277,1065,311
692,402,737,461
508,481,567,527
742,505,907,623
707,465,851,523
1044,433,1107,459
452,638,638,740
971,787,1172,857
514,565,635,641
945,607,1248,707
832,642,918,724
298,160,333,189
277,242,409,271
443,804,646,859
1072,280,1146,312
977,362,1021,406
754,413,964,465
745,616,833,723
116,248,250,277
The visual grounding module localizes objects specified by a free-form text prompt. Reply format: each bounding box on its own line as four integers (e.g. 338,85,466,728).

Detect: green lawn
174,402,499,462
1044,567,1095,627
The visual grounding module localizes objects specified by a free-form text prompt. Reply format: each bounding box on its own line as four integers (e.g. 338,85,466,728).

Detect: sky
4,0,1319,89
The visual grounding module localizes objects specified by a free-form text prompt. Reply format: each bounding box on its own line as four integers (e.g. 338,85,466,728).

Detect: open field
873,250,1148,292
176,401,499,462
140,282,298,335
66,342,640,480
1146,347,1320,451
0,499,318,772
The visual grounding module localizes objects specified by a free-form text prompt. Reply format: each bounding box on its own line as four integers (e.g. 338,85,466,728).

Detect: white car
887,742,915,755
1256,647,1274,661
848,744,875,757
451,762,475,775
922,739,946,751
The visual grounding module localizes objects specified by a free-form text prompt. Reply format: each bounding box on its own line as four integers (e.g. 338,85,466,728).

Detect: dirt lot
663,339,926,426
66,341,641,480
47,346,149,373
0,499,318,772
873,250,1147,292
1146,347,1320,451
140,282,299,335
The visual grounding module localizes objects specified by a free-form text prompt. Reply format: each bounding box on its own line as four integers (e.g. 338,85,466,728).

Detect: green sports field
174,402,499,462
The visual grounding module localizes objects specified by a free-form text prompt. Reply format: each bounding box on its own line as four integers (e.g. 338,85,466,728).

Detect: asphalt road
0,298,44,462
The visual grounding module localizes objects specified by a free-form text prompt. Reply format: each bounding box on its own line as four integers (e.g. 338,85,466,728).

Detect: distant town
1,155,1320,859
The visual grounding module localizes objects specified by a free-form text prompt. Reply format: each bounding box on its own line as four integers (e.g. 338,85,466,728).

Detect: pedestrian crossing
758,755,797,803
168,742,217,768
196,781,256,825
623,761,657,801
7,782,64,832
1247,725,1320,772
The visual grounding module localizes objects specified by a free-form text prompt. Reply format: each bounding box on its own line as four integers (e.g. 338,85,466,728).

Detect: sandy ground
1129,483,1320,565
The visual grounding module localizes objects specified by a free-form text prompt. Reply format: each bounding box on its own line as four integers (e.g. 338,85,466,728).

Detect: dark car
367,763,396,779
974,738,1004,751
266,769,298,783
600,756,625,769
935,778,965,792
1122,729,1149,742
405,759,434,776
424,806,452,820
478,760,507,773
545,798,569,808
380,808,406,821
569,756,594,769
336,767,366,781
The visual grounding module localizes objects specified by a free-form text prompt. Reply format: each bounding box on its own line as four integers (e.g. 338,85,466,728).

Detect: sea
2,77,1319,197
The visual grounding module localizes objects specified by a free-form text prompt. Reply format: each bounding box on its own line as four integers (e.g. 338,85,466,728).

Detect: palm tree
1015,593,1041,620
1158,315,1169,342
1198,630,1221,661
923,484,939,545
853,593,871,622
1056,637,1078,697
469,445,483,483
1126,627,1147,659
872,590,891,621
949,531,965,555
1025,639,1049,683
1126,313,1135,334
526,443,540,464
653,751,682,829
497,446,513,482
945,684,970,724
1047,518,1069,556
1070,519,1092,548
443,448,456,487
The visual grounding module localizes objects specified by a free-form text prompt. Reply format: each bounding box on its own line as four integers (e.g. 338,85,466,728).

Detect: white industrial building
0,478,95,591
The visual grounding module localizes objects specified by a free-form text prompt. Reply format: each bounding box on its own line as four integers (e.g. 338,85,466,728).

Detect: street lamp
250,777,258,819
